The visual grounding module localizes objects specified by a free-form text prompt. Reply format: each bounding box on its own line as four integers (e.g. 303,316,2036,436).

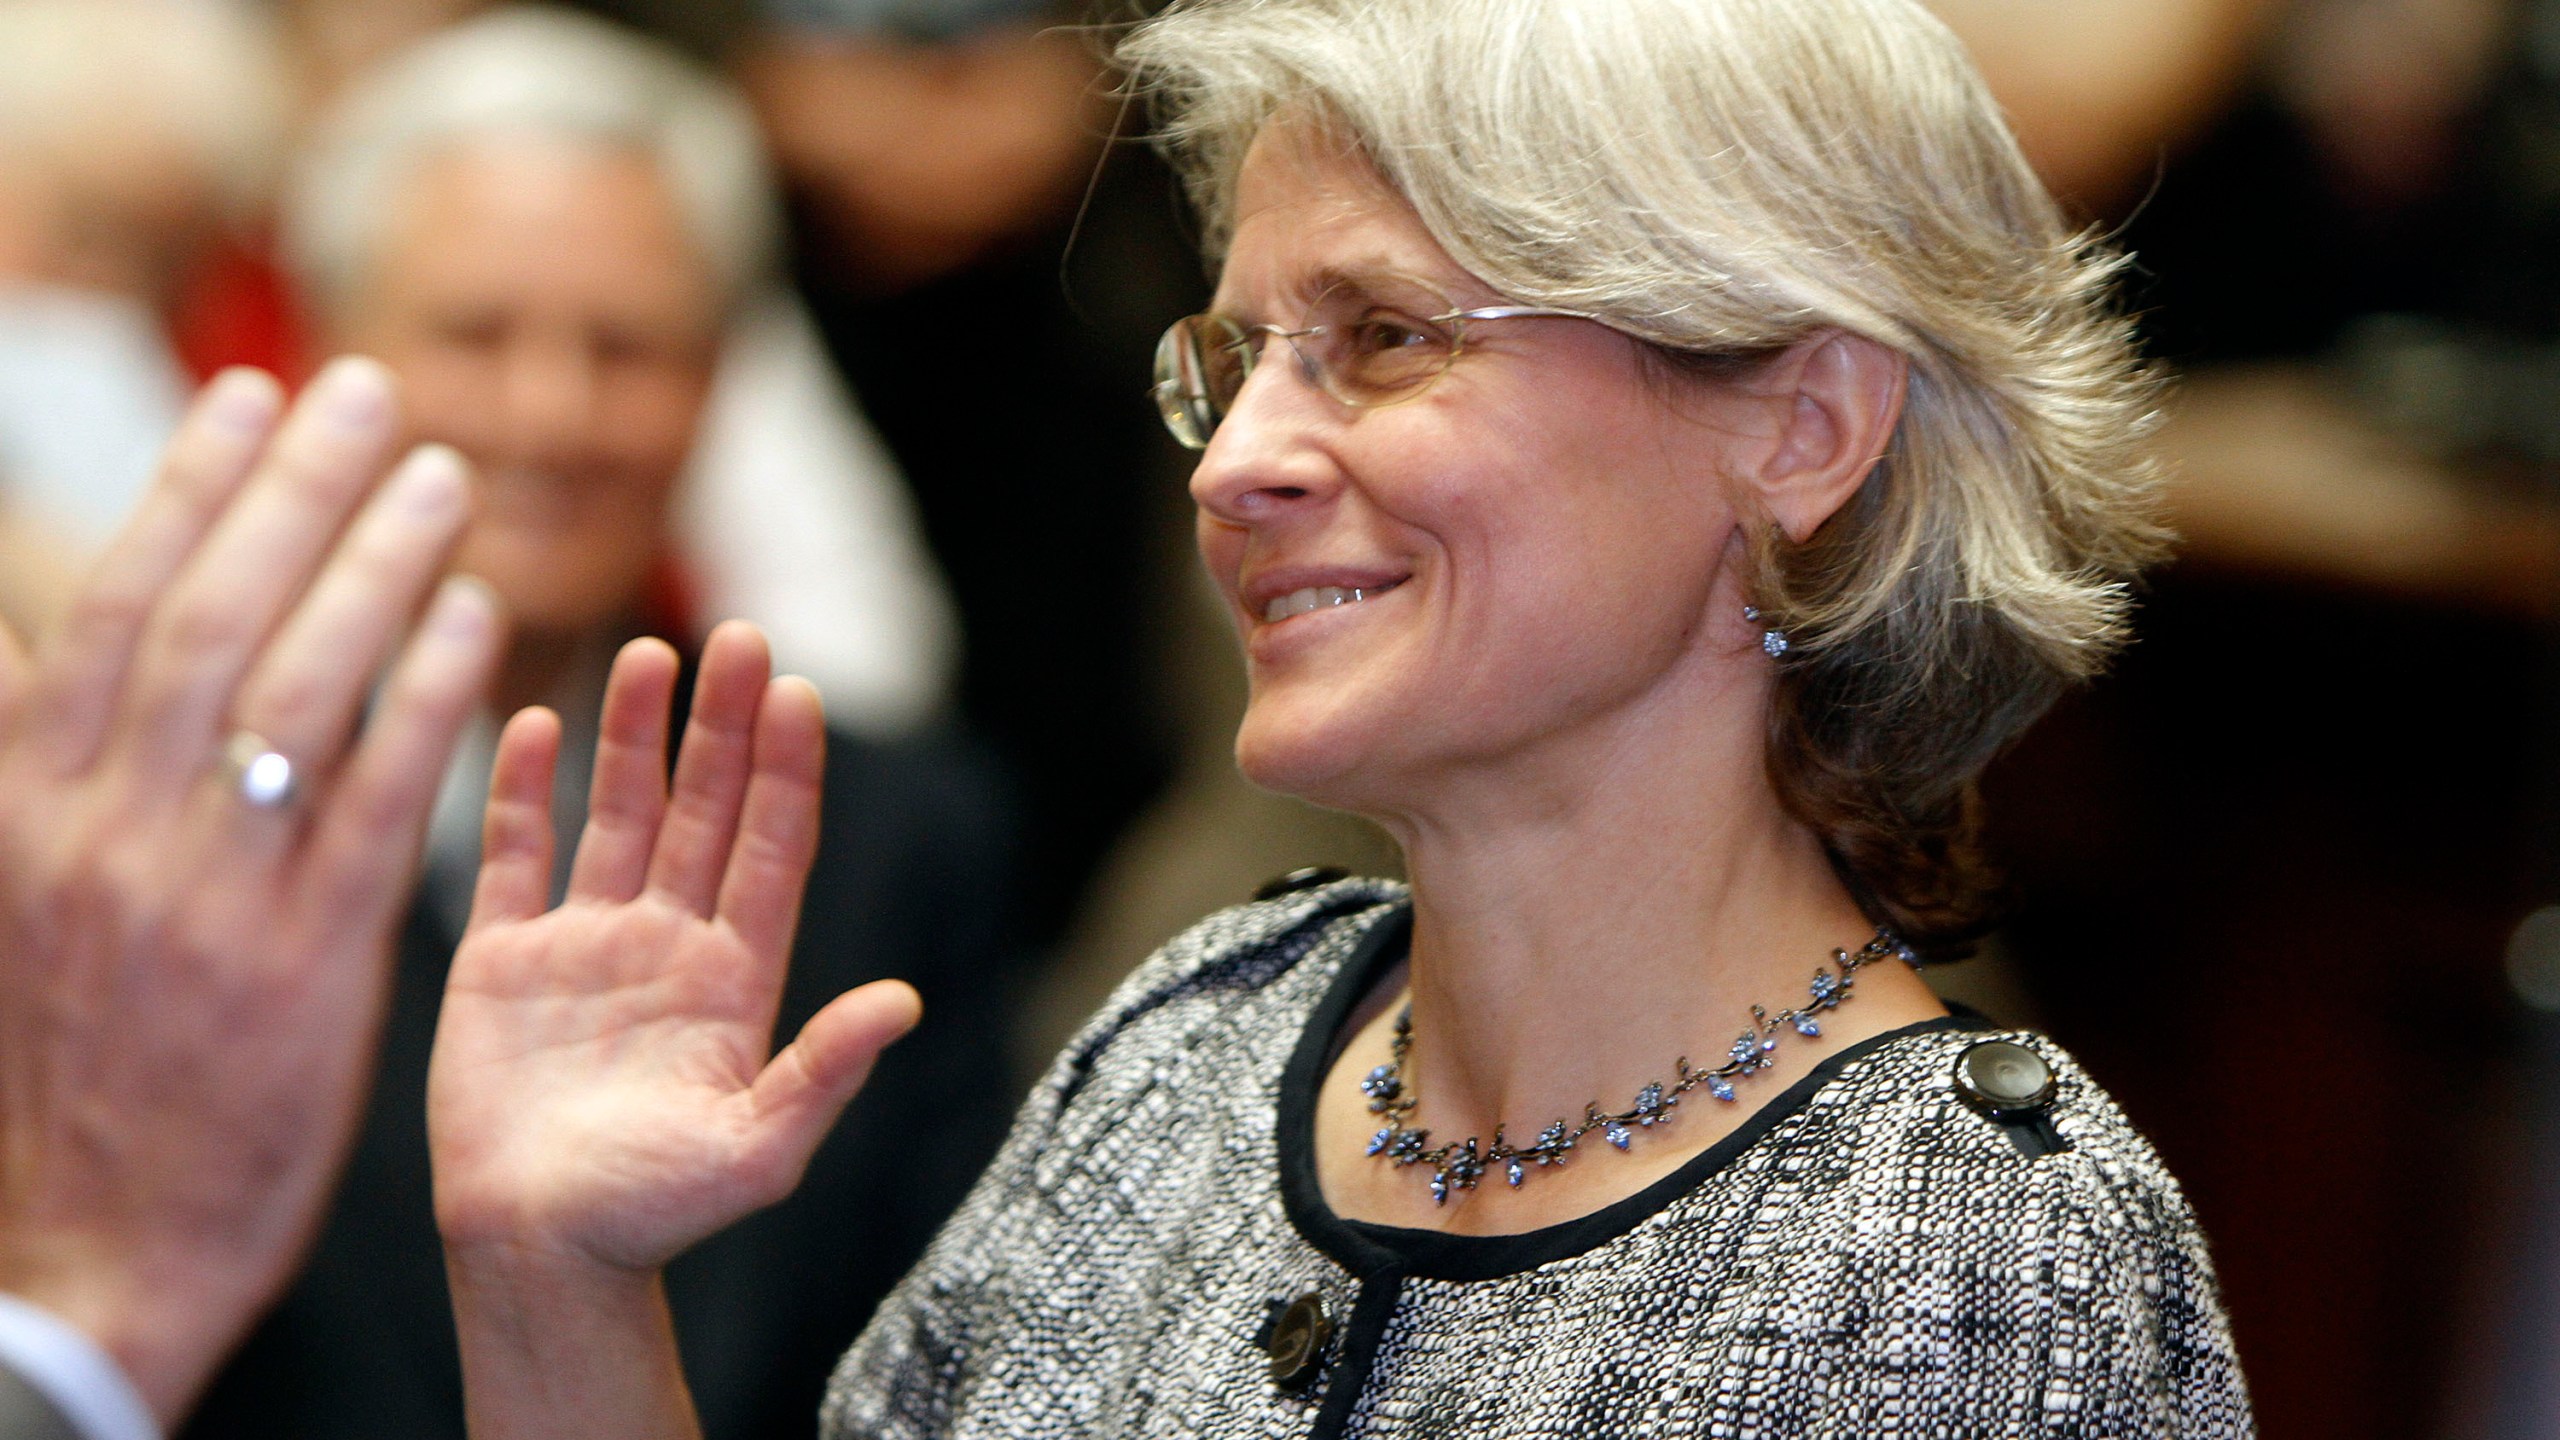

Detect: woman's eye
1344,313,1439,355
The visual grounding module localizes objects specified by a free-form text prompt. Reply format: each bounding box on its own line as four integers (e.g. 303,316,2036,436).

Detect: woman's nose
1186,358,1343,524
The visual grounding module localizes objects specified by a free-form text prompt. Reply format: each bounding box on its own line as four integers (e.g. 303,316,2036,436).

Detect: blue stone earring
1743,605,1789,658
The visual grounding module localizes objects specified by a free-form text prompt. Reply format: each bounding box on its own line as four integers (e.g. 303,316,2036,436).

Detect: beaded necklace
1360,929,1917,1203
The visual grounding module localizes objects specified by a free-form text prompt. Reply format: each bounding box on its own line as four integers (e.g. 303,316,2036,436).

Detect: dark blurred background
3,0,2556,1435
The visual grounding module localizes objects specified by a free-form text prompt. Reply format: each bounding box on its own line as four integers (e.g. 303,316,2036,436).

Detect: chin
1231,696,1402,817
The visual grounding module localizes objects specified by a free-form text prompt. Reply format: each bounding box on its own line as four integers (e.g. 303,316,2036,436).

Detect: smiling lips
1261,580,1404,624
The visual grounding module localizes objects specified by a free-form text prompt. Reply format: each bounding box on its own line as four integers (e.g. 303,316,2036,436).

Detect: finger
0,614,26,733
115,357,403,780
643,622,770,916
738,980,923,1203
228,444,473,787
20,368,282,771
470,707,564,932
298,575,505,943
564,638,680,904
713,677,827,967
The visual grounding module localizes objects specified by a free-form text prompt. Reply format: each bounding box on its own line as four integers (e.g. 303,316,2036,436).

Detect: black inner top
1275,903,1982,1282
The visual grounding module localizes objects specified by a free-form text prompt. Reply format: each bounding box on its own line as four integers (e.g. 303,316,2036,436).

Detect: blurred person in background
204,0,967,738
740,0,1116,296
739,0,1205,949
0,0,284,633
176,13,1021,1439
263,0,1185,947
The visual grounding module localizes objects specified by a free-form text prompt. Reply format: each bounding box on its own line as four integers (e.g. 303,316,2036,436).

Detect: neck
1364,667,1908,1140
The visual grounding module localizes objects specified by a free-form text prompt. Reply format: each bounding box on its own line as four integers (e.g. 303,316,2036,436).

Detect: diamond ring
223,731,299,809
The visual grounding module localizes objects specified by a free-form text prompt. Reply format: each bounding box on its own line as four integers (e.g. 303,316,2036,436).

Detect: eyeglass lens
1153,276,1466,449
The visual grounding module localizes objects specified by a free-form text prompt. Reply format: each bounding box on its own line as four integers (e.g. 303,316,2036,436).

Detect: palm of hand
437,898,780,1270
427,628,918,1278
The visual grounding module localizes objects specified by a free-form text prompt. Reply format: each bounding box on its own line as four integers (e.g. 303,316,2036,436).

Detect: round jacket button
1253,866,1351,902
1954,1040,2057,1117
1265,1292,1332,1390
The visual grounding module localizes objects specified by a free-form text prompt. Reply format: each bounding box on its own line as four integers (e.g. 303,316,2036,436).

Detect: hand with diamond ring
427,622,920,1440
0,359,504,1429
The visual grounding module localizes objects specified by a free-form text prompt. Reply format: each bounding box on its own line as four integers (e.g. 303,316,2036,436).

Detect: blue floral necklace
1361,929,1916,1204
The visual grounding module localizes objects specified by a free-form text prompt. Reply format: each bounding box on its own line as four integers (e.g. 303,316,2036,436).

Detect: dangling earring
1743,605,1789,658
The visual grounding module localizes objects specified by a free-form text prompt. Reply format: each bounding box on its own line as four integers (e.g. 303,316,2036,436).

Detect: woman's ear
1736,331,1907,543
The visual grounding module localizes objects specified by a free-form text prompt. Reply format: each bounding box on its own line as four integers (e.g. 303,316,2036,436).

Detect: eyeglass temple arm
1437,304,1602,322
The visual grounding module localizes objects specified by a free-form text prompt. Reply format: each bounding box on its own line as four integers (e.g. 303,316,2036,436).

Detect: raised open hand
0,360,502,1426
429,623,920,1280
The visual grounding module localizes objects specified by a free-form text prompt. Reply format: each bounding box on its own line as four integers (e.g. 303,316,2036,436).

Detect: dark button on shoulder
1954,1040,2057,1118
1265,1291,1332,1391
1254,866,1352,902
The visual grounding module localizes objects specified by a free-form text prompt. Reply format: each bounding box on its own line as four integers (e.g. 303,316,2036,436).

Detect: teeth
1264,585,1380,623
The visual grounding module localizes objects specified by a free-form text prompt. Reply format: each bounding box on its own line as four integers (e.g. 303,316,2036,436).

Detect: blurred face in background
335,138,721,648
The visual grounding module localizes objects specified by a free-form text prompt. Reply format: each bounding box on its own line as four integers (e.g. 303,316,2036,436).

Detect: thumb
739,979,923,1192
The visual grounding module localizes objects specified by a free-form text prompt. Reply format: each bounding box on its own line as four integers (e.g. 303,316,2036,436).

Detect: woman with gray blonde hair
417,0,2251,1435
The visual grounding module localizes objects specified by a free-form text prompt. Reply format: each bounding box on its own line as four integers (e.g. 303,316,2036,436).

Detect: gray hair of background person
283,5,781,318
1118,0,2172,948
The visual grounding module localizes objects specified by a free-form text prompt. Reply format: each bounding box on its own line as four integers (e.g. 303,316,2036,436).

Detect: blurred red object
168,229,312,386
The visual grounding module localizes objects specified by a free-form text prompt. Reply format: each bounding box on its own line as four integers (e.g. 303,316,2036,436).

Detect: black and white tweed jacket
824,878,2253,1438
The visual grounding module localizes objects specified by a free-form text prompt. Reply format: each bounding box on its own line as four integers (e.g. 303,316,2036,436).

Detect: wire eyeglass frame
1151,274,1599,450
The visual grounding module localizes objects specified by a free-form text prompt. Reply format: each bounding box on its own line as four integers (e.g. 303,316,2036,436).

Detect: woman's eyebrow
1205,258,1460,329
1302,261,1434,302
